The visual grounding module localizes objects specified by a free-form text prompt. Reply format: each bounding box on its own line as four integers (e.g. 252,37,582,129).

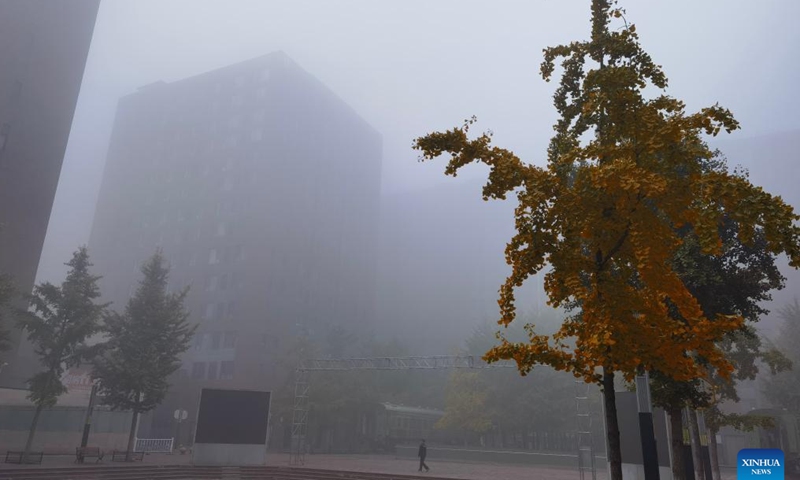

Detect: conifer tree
93,250,195,460
18,247,106,461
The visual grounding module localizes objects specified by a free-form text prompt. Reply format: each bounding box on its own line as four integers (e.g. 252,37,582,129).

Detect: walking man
418,439,429,472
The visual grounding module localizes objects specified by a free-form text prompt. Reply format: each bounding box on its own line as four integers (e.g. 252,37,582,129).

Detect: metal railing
134,437,174,453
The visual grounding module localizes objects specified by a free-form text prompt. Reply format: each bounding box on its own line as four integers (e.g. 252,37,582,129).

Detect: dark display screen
194,388,271,445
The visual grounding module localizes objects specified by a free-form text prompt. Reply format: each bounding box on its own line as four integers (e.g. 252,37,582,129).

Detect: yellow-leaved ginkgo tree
412,1,800,479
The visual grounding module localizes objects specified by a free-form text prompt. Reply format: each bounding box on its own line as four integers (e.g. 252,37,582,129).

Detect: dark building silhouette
0,0,100,387
88,52,382,440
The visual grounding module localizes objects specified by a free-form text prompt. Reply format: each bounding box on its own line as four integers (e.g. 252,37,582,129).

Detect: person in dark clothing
418,439,429,472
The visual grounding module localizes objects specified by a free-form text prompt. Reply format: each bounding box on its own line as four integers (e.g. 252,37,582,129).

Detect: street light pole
80,383,98,449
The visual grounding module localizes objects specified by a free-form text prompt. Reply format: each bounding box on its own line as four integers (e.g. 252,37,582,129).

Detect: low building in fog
88,52,382,441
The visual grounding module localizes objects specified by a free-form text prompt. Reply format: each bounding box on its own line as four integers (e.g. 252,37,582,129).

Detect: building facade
0,0,100,387
88,52,382,440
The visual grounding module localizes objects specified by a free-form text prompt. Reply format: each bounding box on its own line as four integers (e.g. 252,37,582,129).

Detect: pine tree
92,250,195,460
17,247,107,461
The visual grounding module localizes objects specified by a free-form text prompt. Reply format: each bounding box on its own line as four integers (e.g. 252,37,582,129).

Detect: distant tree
466,317,589,447
0,225,18,352
412,1,800,478
436,371,492,445
17,247,106,461
0,271,15,352
763,300,800,414
92,251,194,460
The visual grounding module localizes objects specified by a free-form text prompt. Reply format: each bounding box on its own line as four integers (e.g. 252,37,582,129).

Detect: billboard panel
194,388,270,445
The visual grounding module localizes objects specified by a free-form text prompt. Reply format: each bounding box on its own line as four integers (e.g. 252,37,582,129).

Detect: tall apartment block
88,52,382,439
0,0,100,387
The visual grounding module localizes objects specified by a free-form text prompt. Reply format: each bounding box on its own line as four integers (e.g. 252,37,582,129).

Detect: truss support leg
289,368,309,466
575,379,597,480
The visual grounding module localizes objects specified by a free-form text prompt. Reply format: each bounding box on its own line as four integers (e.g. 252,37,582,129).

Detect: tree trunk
707,425,721,480
22,403,44,463
126,409,139,461
602,367,623,480
687,408,705,480
668,407,686,480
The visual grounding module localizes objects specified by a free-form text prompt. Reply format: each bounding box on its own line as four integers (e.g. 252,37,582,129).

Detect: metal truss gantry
575,380,598,480
289,355,515,465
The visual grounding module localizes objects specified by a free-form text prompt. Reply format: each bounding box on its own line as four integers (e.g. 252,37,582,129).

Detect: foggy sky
38,0,800,285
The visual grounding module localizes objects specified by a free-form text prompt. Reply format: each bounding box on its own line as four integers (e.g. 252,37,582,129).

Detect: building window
261,333,278,348
205,276,218,292
260,68,270,81
223,331,237,349
220,361,235,379
207,361,219,380
253,109,266,122
211,332,221,350
222,177,234,191
208,248,218,264
234,75,245,88
226,300,235,318
191,362,206,380
216,222,227,237
219,273,229,290
205,304,215,320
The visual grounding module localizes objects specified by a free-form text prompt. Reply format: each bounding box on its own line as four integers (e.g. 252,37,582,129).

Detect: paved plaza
0,451,741,480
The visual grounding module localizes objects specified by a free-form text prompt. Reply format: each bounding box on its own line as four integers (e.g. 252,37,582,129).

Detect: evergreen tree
651,212,788,480
92,250,195,460
0,271,15,352
18,247,106,461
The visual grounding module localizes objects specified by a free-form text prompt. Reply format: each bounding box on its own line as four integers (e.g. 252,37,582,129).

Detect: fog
4,0,798,464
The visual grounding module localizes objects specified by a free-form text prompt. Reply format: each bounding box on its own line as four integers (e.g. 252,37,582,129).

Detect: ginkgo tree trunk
412,1,800,479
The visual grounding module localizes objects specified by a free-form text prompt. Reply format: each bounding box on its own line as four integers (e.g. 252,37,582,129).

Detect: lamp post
80,383,98,449
636,370,660,480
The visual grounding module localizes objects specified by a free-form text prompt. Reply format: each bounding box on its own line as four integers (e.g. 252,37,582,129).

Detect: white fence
134,437,174,453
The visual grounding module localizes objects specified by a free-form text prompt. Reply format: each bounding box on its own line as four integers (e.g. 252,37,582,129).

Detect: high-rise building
0,0,100,387
88,52,381,439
